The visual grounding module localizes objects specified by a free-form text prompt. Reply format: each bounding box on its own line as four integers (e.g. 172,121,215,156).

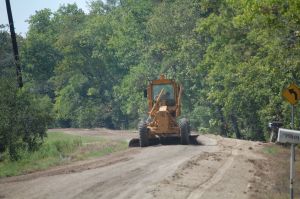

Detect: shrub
0,77,53,160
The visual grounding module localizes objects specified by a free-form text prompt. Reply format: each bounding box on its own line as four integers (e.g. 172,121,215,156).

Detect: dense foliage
2,0,300,143
0,30,53,160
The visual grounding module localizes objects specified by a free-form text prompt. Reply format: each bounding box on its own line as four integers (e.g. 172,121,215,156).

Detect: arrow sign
289,89,298,101
282,83,300,105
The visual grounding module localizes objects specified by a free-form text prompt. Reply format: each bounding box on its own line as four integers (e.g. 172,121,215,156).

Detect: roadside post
280,83,300,199
268,121,283,142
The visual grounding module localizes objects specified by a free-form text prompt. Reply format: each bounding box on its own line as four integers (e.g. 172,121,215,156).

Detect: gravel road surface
0,128,270,199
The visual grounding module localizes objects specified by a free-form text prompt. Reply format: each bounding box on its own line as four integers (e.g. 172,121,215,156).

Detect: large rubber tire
179,118,190,145
138,120,149,147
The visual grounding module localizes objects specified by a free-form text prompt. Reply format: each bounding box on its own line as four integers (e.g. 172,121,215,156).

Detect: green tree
20,0,300,140
1,27,53,160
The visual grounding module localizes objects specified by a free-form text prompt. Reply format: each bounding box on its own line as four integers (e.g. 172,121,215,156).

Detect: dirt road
0,129,272,199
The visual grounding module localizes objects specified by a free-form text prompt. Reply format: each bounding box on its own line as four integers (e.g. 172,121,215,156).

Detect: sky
0,0,90,36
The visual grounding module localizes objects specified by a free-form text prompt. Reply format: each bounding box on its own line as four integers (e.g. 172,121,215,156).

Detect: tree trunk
230,114,241,139
217,106,228,137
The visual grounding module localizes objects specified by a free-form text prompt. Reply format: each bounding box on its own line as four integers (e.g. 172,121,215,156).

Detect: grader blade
128,137,160,147
160,135,199,145
128,135,199,147
189,134,199,145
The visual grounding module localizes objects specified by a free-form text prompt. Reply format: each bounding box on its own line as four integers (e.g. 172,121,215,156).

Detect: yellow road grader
130,75,192,147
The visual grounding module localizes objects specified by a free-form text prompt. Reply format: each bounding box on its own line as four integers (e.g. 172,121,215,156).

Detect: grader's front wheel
179,118,190,145
138,120,149,147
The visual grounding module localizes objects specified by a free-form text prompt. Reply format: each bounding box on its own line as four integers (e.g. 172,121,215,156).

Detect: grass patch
262,145,279,155
0,132,127,178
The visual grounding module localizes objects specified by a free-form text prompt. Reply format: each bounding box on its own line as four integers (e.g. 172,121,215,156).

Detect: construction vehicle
136,74,191,147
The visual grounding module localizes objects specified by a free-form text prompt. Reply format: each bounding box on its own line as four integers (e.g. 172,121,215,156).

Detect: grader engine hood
156,106,169,132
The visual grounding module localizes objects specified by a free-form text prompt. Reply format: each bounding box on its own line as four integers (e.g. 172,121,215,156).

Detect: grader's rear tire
138,120,149,147
179,118,190,145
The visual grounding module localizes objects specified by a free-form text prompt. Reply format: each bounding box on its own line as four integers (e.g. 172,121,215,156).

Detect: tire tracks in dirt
187,139,241,199
150,137,262,199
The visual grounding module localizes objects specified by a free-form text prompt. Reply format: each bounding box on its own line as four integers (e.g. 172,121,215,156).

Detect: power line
5,0,23,88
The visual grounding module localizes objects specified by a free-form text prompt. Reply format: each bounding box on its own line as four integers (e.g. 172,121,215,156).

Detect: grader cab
138,75,191,147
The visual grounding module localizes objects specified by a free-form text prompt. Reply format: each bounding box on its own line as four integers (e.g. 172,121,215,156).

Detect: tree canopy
1,0,300,150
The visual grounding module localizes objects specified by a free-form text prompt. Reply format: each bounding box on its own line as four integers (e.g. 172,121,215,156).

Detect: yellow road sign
282,83,300,105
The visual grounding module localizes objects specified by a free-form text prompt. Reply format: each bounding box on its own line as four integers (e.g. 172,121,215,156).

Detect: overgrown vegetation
0,132,127,177
0,30,53,160
262,145,279,155
1,0,300,158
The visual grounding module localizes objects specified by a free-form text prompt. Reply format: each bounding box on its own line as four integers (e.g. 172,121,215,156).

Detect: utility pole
5,0,23,88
